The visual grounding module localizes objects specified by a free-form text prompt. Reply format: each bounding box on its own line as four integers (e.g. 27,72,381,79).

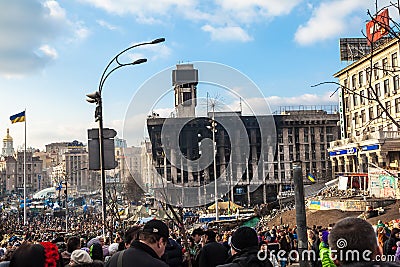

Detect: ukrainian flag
10,111,25,124
307,173,316,182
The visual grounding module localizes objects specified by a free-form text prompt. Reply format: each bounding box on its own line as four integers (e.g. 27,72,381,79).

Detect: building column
358,154,367,173
170,148,177,184
344,156,352,173
331,158,337,178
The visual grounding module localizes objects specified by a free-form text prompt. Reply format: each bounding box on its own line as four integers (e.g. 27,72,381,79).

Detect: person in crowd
9,242,63,267
69,249,93,266
217,226,272,267
384,228,400,256
105,219,169,267
197,230,228,267
378,227,389,254
277,230,291,267
312,230,322,267
123,226,141,249
89,243,103,261
191,228,204,267
395,241,400,263
328,217,398,266
162,237,183,267
319,230,335,267
62,236,81,266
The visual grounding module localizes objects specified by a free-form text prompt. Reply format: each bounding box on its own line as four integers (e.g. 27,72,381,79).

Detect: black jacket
105,241,168,267
217,247,273,267
198,241,228,267
162,238,183,267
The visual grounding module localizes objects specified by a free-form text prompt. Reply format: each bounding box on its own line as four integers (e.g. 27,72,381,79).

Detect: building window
278,129,283,143
394,75,399,92
375,83,381,97
361,109,366,123
367,88,373,103
383,57,388,76
343,79,348,89
353,94,359,106
352,74,357,89
392,52,398,69
395,98,400,113
377,105,382,117
358,71,364,87
354,112,359,126
384,79,390,96
386,101,391,114
366,67,371,83
374,62,379,79
369,107,374,119
360,90,365,105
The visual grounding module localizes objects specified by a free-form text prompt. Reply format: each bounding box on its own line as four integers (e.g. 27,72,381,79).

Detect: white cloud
78,0,303,42
294,0,369,45
0,0,89,76
202,25,253,42
265,92,338,110
216,0,302,23
96,19,118,30
226,92,338,115
38,45,58,59
134,44,172,60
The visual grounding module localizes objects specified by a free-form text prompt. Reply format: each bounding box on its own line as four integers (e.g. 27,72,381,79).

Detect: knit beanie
231,227,258,251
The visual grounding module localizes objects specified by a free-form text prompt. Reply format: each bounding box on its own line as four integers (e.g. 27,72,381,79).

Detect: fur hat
71,249,93,264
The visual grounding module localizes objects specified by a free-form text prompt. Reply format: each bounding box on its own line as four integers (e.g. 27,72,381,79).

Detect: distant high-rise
173,64,198,117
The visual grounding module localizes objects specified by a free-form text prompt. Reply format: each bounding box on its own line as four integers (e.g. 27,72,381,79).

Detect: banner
366,8,390,45
338,176,348,191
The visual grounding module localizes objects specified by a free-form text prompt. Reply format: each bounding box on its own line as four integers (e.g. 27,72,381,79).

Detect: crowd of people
0,204,400,267
2,187,400,267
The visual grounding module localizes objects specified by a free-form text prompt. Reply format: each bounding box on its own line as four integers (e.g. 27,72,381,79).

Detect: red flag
366,8,389,45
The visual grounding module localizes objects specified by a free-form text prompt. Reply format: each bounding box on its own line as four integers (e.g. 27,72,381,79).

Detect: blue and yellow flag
10,111,25,124
307,173,316,182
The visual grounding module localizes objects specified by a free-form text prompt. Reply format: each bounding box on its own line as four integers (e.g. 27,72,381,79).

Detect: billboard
366,8,390,45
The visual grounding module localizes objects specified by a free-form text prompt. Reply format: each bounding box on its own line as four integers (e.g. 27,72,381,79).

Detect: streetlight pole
211,106,219,221
87,38,165,236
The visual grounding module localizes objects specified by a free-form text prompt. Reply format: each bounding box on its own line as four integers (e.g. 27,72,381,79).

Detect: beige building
329,37,400,174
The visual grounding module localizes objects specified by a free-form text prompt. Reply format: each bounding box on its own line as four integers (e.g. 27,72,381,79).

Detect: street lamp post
86,38,165,236
207,104,219,221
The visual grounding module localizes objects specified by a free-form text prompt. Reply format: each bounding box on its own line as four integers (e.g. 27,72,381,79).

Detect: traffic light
88,128,118,170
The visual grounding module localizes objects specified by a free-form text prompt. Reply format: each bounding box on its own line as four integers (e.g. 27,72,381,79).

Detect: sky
0,0,396,150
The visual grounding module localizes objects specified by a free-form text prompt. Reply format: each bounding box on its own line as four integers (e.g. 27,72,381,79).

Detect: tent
207,201,242,211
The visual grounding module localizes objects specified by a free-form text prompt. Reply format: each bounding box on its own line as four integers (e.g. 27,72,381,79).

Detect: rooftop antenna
239,97,242,114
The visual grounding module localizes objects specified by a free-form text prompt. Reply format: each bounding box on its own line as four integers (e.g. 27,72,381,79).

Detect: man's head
66,236,81,253
202,230,216,243
139,219,169,257
230,226,258,256
124,226,141,248
328,217,378,265
191,228,204,243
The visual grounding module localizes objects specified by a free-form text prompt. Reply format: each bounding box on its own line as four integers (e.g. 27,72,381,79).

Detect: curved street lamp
86,37,165,236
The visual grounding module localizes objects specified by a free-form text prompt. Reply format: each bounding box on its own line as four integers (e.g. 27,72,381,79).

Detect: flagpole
23,109,27,225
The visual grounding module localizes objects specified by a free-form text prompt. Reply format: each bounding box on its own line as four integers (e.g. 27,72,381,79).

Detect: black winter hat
143,219,169,239
231,226,258,251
